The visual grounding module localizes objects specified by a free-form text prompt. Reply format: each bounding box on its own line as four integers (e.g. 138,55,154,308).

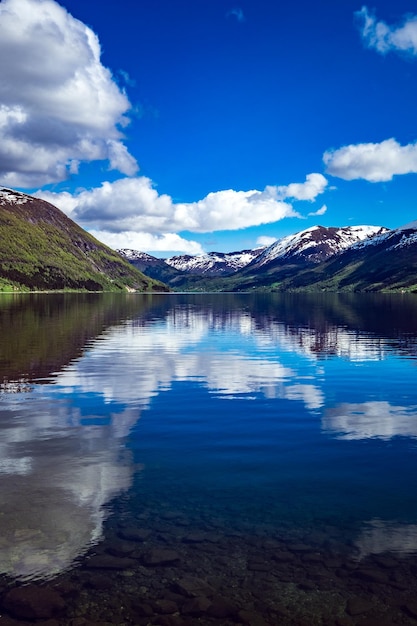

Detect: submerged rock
403,601,417,619
181,595,211,616
345,596,374,616
172,576,215,598
85,554,136,570
3,585,65,620
142,549,180,566
237,609,269,626
207,595,237,618
118,527,151,542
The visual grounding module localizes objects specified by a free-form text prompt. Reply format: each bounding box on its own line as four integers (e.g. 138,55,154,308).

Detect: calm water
0,292,417,625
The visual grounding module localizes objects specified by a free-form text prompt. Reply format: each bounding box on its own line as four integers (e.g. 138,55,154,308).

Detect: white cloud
38,178,175,232
323,138,417,182
274,173,328,201
356,6,417,56
308,204,327,217
0,0,330,254
36,172,329,251
256,235,277,247
106,140,138,177
0,0,137,187
330,10,417,185
180,186,301,232
89,230,204,255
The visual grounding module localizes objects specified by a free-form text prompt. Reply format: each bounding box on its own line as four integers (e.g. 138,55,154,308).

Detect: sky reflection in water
0,293,416,581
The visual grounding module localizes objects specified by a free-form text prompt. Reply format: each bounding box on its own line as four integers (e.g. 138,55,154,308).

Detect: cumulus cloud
181,186,301,232
89,230,205,255
273,172,328,201
356,6,417,56
0,0,137,187
323,138,417,182
37,172,328,251
350,7,417,188
308,204,327,217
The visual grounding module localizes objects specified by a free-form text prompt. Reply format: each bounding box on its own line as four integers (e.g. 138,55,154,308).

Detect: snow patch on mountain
165,248,265,276
391,232,417,249
0,188,30,205
119,223,398,280
253,225,389,268
352,221,417,252
118,249,156,262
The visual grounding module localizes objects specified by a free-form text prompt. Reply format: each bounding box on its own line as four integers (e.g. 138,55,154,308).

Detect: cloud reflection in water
0,307,325,580
323,401,417,440
355,519,417,559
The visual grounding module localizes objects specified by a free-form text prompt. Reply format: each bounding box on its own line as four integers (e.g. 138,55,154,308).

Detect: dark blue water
1,292,417,624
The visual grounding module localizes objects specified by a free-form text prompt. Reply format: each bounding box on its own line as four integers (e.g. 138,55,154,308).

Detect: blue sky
1,0,417,255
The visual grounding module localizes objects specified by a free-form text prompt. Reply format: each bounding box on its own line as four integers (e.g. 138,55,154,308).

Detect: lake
0,292,417,625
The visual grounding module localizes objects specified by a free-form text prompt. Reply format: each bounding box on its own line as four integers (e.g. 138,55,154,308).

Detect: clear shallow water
0,292,417,624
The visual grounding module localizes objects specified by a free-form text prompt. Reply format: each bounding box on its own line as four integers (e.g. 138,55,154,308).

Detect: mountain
117,247,265,288
118,249,185,284
224,224,390,291
120,225,387,290
165,248,265,276
119,221,417,293
119,224,387,291
246,225,388,271
276,221,417,292
0,188,168,292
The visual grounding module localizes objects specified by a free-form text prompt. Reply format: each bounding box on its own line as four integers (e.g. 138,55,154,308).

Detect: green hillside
0,188,168,292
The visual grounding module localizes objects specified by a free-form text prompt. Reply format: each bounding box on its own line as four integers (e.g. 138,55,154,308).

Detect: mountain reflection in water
0,293,417,624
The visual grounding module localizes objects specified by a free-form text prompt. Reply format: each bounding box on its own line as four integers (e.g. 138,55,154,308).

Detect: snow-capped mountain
117,247,266,285
119,224,392,288
248,225,389,271
119,221,417,292
277,220,417,292
118,249,185,284
165,248,265,276
350,220,417,252
119,249,164,266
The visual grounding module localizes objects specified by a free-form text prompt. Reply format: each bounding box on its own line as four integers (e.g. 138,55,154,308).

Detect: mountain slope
165,248,265,276
118,247,266,288
118,249,185,284
119,224,394,292
267,223,417,292
119,221,417,293
246,225,388,271
204,224,389,292
0,188,168,292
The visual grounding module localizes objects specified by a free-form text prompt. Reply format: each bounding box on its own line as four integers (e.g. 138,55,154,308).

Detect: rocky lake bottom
2,491,417,626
